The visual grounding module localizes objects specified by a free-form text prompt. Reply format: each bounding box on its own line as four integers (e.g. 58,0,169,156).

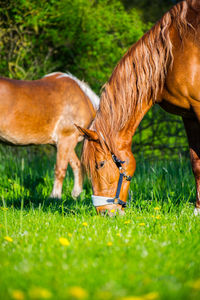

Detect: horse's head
76,125,136,216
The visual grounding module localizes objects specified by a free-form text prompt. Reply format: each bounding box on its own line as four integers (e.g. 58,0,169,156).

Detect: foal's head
77,126,136,215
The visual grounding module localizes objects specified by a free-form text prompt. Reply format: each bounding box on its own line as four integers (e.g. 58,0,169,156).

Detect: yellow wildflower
121,296,143,300
4,236,13,242
144,292,159,299
124,220,131,224
96,290,112,300
1,207,8,211
107,242,112,246
29,287,52,299
154,207,160,210
155,216,161,220
68,233,72,237
82,222,88,227
59,237,70,246
68,286,88,299
189,278,200,290
139,223,145,226
110,209,115,213
12,290,25,300
121,293,159,300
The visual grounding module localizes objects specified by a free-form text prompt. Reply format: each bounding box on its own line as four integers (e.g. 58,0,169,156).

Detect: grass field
0,146,200,300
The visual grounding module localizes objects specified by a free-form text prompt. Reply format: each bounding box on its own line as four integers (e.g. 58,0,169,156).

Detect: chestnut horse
77,0,200,215
0,72,99,198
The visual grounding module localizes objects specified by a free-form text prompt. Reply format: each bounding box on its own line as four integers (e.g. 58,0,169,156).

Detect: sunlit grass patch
0,149,199,300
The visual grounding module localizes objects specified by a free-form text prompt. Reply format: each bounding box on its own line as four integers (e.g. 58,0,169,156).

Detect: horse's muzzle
91,195,125,216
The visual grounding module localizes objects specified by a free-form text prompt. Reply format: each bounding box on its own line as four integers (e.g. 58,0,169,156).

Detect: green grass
0,146,200,300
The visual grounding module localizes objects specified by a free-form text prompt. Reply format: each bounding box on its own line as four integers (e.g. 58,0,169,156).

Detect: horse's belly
159,99,194,118
0,131,27,145
0,119,53,145
0,98,56,144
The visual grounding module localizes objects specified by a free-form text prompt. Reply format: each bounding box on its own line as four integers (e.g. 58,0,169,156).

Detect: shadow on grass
3,181,94,216
0,145,196,215
0,144,94,216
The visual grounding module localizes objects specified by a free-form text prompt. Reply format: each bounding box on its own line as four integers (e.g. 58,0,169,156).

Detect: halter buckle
114,198,127,208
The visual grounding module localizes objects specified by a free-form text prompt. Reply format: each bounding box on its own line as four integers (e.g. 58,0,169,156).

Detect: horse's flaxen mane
82,0,200,175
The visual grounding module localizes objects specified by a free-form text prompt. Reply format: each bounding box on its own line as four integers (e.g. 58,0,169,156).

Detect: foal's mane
83,0,200,175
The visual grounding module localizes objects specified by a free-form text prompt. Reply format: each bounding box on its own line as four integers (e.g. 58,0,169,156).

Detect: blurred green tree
0,0,145,91
122,0,181,22
0,0,188,159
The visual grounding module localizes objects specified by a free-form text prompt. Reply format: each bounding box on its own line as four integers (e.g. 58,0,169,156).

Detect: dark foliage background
0,0,188,160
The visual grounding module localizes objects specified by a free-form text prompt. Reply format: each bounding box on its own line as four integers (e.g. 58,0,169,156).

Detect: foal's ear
74,124,99,142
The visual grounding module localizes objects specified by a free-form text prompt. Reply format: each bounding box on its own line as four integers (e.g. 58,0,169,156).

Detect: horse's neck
104,98,153,159
118,99,153,147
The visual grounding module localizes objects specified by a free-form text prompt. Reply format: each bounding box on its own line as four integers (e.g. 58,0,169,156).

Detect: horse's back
42,73,96,137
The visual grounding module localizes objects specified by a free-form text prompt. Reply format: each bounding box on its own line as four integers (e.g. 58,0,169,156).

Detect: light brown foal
0,72,99,198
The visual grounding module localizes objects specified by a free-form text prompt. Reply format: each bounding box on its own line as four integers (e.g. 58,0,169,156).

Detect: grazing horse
0,72,99,198
77,0,200,215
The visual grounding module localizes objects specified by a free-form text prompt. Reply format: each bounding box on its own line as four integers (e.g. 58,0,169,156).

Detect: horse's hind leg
69,150,83,198
183,117,200,215
50,135,78,199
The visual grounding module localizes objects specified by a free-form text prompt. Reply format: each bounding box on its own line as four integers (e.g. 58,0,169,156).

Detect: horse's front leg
50,135,78,199
69,150,83,198
183,117,200,215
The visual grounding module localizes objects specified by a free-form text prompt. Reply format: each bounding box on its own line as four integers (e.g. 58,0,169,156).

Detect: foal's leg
51,135,78,199
69,150,83,198
183,117,200,215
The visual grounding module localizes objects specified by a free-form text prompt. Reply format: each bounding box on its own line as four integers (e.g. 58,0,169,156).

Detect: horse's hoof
71,188,82,198
194,207,200,216
49,192,61,199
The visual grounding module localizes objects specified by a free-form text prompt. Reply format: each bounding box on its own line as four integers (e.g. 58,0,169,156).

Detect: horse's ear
74,124,99,142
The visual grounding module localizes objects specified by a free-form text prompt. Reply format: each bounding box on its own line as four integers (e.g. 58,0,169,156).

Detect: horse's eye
99,161,105,168
96,161,105,169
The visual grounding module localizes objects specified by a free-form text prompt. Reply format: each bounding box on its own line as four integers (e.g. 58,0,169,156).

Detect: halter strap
92,154,132,208
112,159,132,208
